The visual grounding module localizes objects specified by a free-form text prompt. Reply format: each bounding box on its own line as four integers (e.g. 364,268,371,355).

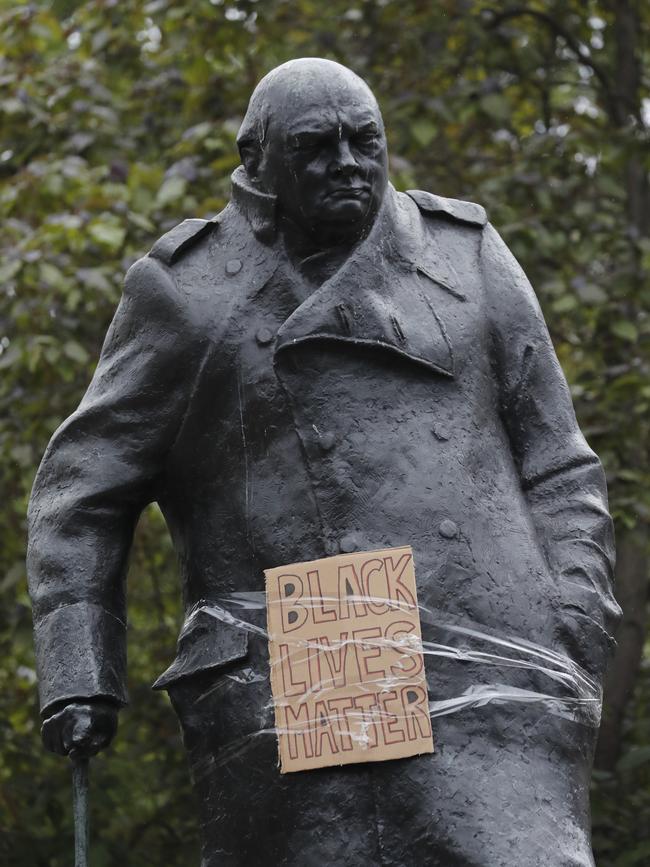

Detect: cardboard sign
265,545,433,774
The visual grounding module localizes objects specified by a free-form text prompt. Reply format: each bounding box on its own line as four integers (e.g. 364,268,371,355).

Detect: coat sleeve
27,255,208,715
481,223,621,675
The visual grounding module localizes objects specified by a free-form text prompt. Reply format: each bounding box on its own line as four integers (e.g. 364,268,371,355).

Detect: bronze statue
28,58,621,865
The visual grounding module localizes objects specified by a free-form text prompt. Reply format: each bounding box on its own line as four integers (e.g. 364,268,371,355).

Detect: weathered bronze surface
28,58,621,866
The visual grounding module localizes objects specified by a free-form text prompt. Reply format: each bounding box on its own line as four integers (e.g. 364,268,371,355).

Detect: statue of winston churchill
28,58,621,866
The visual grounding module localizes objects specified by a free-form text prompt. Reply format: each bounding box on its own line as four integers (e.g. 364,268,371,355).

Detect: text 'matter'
265,545,433,773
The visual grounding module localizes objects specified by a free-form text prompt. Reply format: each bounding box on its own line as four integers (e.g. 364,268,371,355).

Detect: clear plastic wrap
177,590,601,773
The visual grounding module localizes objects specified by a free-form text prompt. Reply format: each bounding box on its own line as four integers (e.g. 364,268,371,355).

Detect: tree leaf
89,222,126,250
156,176,187,207
412,119,437,147
611,321,638,342
62,340,90,363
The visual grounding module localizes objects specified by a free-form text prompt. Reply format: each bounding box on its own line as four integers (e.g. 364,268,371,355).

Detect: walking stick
71,755,90,867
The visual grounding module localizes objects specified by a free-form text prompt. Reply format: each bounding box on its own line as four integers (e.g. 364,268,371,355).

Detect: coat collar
274,185,462,377
230,166,277,245
208,173,281,301
228,169,464,378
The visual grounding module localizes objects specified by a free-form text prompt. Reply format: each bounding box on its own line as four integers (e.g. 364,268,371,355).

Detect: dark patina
28,58,621,866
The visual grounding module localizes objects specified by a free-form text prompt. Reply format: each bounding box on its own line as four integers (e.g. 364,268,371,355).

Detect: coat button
319,432,335,451
256,326,274,346
439,519,458,539
339,533,358,554
432,423,450,442
226,258,242,276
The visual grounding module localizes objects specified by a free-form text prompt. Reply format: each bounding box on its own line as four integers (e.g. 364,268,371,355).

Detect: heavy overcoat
28,169,620,866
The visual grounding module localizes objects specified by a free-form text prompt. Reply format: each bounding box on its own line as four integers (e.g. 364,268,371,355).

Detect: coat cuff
34,602,128,716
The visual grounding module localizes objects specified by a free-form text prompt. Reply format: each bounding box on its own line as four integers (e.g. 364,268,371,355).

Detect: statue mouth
326,187,370,200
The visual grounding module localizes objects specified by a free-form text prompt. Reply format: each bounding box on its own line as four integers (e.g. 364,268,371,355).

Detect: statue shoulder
406,189,487,228
150,216,219,266
124,216,218,307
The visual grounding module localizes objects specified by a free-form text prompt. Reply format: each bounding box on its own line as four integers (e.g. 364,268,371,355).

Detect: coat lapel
275,186,462,378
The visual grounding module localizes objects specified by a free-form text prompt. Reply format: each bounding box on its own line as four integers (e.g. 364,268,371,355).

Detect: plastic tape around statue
169,591,602,773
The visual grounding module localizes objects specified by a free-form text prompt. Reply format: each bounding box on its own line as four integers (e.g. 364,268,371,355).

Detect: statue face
260,97,389,240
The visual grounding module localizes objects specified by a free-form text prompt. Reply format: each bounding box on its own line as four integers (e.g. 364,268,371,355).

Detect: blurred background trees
0,1,648,864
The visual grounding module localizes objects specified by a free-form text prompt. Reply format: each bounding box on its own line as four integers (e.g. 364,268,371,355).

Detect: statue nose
331,140,358,176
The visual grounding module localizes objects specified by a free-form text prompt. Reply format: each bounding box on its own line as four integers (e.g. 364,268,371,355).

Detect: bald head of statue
237,58,389,248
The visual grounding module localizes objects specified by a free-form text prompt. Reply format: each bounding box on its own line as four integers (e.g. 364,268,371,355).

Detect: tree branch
484,6,617,120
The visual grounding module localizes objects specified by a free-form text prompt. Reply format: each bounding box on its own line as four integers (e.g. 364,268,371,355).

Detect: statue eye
353,130,378,149
291,134,323,152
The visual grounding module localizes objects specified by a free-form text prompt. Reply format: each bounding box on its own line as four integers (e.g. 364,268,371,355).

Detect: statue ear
238,139,262,182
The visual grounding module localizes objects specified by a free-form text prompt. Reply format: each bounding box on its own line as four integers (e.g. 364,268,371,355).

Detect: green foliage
592,636,650,865
0,1,648,863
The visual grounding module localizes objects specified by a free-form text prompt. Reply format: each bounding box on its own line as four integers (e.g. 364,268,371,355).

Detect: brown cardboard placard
264,545,433,774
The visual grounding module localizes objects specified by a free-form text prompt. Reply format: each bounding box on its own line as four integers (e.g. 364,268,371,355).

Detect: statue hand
41,700,119,758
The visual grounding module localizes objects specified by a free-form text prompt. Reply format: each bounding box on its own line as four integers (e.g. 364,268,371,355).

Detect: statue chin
311,200,377,243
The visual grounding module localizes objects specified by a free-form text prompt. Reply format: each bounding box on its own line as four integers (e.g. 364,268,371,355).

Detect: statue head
237,58,388,245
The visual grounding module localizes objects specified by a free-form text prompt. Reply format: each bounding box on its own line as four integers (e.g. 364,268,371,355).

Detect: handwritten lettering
265,546,433,773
